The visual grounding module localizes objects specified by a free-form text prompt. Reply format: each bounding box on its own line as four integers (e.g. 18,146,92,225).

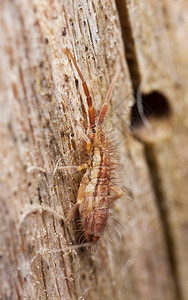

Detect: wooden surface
0,0,187,299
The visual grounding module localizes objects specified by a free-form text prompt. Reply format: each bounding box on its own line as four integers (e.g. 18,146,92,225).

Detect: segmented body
65,48,120,243
78,126,112,243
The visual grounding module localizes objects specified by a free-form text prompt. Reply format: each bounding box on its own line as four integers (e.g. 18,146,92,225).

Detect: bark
0,0,187,299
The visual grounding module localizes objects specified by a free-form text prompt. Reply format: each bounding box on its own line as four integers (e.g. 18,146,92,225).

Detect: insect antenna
98,68,120,125
65,48,95,127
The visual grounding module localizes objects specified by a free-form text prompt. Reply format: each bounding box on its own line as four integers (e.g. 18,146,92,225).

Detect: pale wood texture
117,1,188,299
0,0,187,299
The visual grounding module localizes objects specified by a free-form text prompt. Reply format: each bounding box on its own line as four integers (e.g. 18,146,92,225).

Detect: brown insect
64,48,122,243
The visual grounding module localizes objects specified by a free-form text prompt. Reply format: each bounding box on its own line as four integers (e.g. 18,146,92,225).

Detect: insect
62,48,122,243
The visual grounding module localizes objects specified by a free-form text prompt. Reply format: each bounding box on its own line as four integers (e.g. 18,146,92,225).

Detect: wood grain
0,0,187,299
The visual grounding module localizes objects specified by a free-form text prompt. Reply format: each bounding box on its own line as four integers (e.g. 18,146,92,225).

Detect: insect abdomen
79,147,111,242
81,206,108,243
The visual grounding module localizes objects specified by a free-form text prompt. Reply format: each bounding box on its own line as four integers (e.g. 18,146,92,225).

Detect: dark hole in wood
131,91,171,129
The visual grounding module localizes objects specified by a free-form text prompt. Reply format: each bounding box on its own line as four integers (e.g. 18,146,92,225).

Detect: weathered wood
0,0,187,299
116,1,188,299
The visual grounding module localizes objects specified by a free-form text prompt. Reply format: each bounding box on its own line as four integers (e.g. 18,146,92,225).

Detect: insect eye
92,128,96,133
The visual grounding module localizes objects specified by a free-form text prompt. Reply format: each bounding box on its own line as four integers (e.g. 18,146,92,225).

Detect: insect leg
109,186,122,203
65,48,95,127
53,158,87,176
77,127,91,151
27,166,47,173
98,68,120,125
65,202,80,223
65,181,85,223
19,204,66,228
